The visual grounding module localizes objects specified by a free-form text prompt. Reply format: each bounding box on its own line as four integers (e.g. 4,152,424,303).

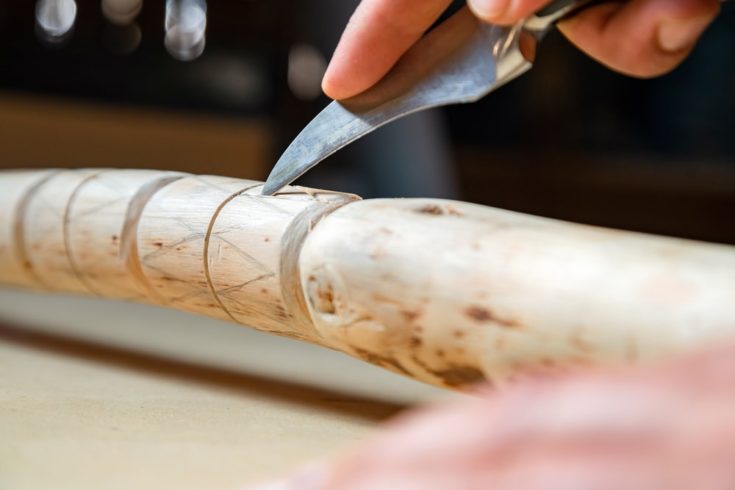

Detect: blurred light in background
35,0,77,44
191,54,270,106
165,0,207,62
287,43,327,101
103,22,142,55
101,0,142,25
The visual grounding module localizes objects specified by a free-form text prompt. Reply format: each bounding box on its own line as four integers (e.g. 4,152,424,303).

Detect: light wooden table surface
0,290,450,489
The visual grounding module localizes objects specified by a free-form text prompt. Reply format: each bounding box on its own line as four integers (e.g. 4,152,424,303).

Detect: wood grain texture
2,168,734,389
301,199,735,387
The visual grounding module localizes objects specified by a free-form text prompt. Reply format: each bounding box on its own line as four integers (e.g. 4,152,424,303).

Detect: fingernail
657,17,710,53
468,0,510,20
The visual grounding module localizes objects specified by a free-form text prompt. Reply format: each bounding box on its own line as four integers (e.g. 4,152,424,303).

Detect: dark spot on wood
176,247,183,252
111,235,119,243
465,306,492,322
307,276,336,314
153,241,164,248
465,306,520,329
263,237,271,242
416,204,444,215
570,329,593,353
353,348,411,376
318,287,334,311
432,365,485,388
260,288,268,294
400,310,420,323
409,336,422,348
274,305,289,320
372,293,400,305
435,349,445,358
411,353,431,373
415,204,463,217
453,329,465,339
160,276,187,284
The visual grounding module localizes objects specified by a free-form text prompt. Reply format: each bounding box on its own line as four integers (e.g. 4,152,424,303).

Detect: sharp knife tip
260,180,281,196
261,162,292,196
262,158,315,196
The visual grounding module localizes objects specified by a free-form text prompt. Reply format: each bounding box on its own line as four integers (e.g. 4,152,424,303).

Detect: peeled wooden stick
1,168,734,389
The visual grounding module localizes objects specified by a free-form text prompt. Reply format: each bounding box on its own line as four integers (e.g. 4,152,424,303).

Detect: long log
1,168,734,389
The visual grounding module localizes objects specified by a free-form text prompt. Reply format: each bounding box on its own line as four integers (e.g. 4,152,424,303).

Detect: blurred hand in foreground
252,341,735,489
322,0,721,100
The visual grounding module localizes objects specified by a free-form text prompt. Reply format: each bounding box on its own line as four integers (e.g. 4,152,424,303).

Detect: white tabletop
0,289,451,489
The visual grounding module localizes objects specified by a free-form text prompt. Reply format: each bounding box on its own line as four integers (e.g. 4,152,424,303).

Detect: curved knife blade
262,7,534,196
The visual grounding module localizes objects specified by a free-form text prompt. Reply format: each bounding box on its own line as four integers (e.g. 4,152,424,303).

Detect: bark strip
120,174,185,302
203,183,265,324
12,170,61,289
279,194,358,342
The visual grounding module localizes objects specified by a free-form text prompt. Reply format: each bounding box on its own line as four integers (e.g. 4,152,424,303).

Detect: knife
262,0,601,196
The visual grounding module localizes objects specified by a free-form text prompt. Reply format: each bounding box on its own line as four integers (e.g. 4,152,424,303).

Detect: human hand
251,342,735,489
322,0,721,100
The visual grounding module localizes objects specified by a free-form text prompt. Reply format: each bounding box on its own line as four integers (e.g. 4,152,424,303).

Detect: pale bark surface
1,168,734,389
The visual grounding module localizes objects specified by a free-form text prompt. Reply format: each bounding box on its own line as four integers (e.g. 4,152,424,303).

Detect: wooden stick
2,168,734,389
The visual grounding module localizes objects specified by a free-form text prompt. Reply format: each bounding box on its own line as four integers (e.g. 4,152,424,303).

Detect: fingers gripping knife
262,0,603,195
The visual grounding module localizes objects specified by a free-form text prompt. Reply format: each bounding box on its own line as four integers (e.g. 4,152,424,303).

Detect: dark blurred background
0,0,732,243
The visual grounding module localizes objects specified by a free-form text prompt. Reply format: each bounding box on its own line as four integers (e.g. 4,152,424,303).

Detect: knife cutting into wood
261,0,608,196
